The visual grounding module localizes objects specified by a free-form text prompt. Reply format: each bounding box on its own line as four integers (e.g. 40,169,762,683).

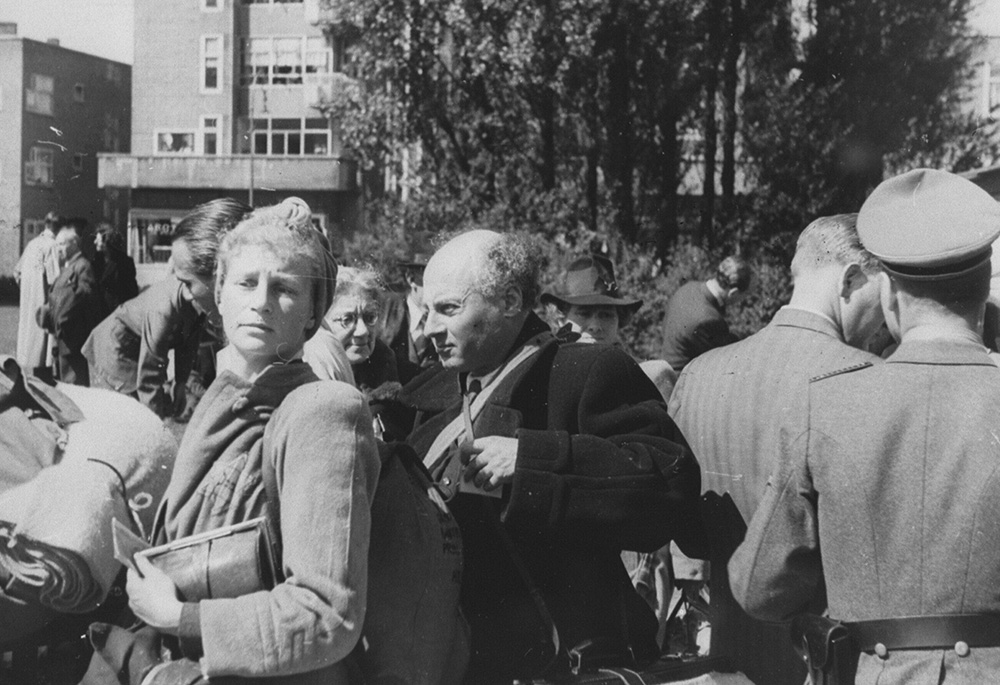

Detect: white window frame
240,35,331,86
154,129,198,155
73,82,85,102
201,0,222,11
241,116,331,156
26,73,54,116
200,114,222,155
25,146,55,186
201,34,224,94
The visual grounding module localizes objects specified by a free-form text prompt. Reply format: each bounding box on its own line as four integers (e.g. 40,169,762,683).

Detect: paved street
0,304,17,357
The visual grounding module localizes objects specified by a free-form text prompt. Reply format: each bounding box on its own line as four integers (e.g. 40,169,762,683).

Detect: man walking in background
14,211,61,378
46,222,101,385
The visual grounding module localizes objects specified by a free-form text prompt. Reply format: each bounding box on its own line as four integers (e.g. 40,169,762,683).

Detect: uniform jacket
155,361,380,684
668,307,880,685
405,313,703,681
83,278,203,408
731,338,1000,685
659,280,736,372
49,252,101,354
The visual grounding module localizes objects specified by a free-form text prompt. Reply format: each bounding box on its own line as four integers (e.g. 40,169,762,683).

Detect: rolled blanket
0,385,176,619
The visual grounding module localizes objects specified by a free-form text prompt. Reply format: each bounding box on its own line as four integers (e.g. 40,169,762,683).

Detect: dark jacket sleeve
53,260,100,351
136,283,186,406
503,346,704,555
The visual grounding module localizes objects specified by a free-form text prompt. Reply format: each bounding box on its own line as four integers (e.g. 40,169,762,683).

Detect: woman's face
218,245,315,374
565,304,621,345
328,293,380,364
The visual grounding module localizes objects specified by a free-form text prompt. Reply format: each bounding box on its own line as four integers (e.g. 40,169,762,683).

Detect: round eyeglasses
330,310,379,330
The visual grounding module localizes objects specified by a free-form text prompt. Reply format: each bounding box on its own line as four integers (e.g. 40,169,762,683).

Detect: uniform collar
887,337,994,367
772,306,844,342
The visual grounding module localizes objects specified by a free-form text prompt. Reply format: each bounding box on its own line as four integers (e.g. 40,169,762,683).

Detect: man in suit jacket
390,252,439,383
668,214,884,685
731,168,1000,684
47,224,101,385
404,230,703,684
659,255,751,372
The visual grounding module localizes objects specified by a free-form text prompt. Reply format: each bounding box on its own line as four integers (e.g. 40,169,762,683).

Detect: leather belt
849,614,1000,652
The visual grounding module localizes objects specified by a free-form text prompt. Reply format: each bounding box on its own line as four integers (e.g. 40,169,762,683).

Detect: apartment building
98,0,358,281
0,23,131,276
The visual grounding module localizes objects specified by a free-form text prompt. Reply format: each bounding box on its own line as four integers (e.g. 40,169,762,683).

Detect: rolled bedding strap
0,385,176,617
0,520,104,612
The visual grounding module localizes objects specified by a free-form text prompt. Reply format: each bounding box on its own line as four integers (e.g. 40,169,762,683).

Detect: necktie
411,312,428,364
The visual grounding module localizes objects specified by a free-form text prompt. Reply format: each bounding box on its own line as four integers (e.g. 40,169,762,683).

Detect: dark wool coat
49,253,101,385
92,248,139,315
731,338,1000,684
404,313,704,682
659,280,736,372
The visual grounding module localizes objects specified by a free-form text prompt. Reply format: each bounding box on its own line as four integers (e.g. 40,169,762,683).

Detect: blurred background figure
660,255,751,373
44,222,101,385
91,222,139,315
389,251,438,383
14,210,61,379
306,266,412,441
83,198,251,419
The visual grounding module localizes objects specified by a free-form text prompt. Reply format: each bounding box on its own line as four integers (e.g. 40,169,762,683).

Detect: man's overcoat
405,313,704,682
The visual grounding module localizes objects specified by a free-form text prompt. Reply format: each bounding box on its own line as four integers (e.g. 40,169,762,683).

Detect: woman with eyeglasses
304,266,413,441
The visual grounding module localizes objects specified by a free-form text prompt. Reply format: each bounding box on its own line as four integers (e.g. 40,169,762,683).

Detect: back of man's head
792,214,881,279
716,255,751,292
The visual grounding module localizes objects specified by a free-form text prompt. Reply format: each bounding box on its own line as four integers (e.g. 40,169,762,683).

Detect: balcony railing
98,153,358,192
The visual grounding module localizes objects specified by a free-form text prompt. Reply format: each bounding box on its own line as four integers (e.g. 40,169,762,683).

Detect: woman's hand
127,556,184,634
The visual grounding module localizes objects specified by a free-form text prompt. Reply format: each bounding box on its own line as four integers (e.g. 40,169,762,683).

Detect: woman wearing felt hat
540,253,643,345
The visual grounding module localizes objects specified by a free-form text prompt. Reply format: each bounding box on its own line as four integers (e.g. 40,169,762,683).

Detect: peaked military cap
857,168,1000,281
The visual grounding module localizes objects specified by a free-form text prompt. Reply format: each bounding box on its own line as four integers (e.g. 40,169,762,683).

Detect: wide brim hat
397,251,432,269
540,254,643,311
858,168,1000,281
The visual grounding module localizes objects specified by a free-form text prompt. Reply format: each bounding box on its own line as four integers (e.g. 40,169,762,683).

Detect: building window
73,83,85,102
201,115,221,155
240,36,331,85
25,146,54,185
242,0,303,4
23,218,49,244
238,117,330,156
105,63,124,84
201,0,222,10
155,131,197,154
72,153,85,171
201,35,224,93
104,114,121,151
26,74,54,115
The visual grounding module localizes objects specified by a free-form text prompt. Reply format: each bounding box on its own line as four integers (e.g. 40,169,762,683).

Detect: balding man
667,214,884,685
47,223,100,385
403,230,703,683
731,169,1000,684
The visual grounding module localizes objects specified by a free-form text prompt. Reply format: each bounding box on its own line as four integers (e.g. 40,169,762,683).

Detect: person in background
125,197,379,685
14,211,61,379
403,229,703,683
668,213,884,685
305,266,411,441
45,222,102,386
731,169,1000,684
390,251,439,383
659,255,751,373
92,222,139,314
83,198,251,419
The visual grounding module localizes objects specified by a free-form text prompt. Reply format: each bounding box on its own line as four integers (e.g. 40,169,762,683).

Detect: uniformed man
729,168,1000,684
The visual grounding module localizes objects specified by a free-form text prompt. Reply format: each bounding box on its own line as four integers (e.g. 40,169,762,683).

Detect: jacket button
955,641,970,657
232,397,249,413
874,643,888,659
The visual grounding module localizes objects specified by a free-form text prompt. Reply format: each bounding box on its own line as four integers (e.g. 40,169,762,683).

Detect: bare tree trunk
605,4,637,243
699,0,724,248
720,0,742,210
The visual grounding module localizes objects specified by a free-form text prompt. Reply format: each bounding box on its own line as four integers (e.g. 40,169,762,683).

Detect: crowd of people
3,166,1000,685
